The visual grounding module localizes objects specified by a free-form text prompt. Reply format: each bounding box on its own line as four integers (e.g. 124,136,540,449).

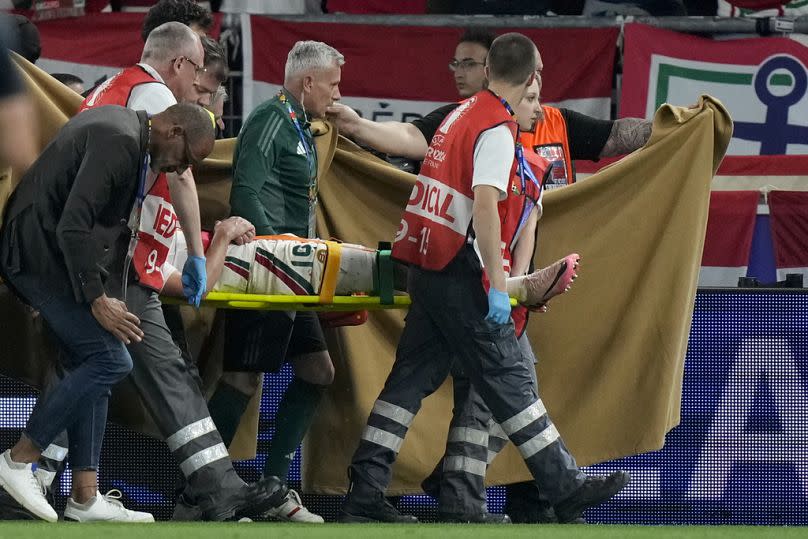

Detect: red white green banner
33,13,145,92
769,190,808,282
243,15,619,122
622,23,808,156
28,12,220,94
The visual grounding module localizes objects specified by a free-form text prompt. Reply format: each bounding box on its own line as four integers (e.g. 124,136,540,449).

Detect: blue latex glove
181,255,207,308
485,287,511,325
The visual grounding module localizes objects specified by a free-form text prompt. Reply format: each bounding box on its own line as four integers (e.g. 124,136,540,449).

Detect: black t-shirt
411,103,460,148
561,108,613,161
411,103,614,161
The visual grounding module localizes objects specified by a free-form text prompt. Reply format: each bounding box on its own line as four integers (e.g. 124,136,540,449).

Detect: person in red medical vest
32,22,292,522
340,33,629,525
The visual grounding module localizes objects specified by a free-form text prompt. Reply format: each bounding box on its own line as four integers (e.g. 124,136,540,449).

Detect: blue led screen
0,289,806,523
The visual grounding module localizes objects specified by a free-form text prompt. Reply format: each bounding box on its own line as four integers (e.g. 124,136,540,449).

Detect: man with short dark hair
340,32,629,524
450,28,493,99
50,73,84,94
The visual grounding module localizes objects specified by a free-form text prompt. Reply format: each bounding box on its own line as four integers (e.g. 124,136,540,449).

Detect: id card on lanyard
279,91,318,237
513,142,544,243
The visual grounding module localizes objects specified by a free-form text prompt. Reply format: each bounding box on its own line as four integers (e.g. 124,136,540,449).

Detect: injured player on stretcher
160,216,578,307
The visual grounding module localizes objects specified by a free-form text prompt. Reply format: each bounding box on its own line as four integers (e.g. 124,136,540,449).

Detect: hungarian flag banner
33,13,145,93
622,23,808,156
244,15,618,121
577,155,808,286
699,190,759,287
769,190,808,282
30,12,221,94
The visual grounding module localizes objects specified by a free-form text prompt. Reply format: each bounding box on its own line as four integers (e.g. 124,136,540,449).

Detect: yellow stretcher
161,291,518,311
162,291,413,311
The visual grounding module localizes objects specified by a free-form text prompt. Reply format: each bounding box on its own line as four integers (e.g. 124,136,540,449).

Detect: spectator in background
583,0,687,15
141,0,214,41
0,15,37,172
51,73,84,94
451,28,493,99
8,15,40,64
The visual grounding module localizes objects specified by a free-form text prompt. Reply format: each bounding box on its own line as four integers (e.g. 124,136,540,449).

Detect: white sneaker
64,490,155,522
264,489,324,523
0,449,57,522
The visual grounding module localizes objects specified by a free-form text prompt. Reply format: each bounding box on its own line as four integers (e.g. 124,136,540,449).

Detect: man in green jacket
210,40,343,523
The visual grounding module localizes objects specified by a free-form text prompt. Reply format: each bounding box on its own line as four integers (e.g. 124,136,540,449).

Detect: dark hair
51,73,84,87
201,36,228,83
487,32,536,86
141,0,213,42
458,27,495,51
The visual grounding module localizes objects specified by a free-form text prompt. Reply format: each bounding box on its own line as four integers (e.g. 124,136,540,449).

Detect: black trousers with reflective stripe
348,248,585,505
433,332,579,514
45,285,242,498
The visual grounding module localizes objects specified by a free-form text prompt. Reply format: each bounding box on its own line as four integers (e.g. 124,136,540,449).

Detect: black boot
174,475,289,521
340,470,417,524
419,468,440,501
505,481,559,523
554,471,630,524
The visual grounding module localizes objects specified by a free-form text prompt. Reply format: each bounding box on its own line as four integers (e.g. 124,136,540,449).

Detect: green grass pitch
1,523,808,539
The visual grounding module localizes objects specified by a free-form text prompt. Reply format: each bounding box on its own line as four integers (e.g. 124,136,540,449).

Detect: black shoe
507,501,558,524
0,488,38,520
172,492,204,521
177,476,289,521
554,471,630,524
505,482,557,523
436,511,511,524
340,493,418,523
420,473,439,501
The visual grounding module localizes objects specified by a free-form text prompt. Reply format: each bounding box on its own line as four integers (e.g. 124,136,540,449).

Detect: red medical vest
79,65,178,291
392,90,518,271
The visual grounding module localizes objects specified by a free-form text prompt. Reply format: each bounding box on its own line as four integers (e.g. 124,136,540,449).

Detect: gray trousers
347,248,585,506
41,284,243,499
423,332,561,515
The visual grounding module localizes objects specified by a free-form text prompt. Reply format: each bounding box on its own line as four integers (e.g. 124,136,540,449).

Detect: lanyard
491,89,515,117
278,90,316,183
513,144,544,243
122,120,152,299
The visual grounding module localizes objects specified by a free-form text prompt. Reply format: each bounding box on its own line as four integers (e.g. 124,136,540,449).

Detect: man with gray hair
205,40,344,523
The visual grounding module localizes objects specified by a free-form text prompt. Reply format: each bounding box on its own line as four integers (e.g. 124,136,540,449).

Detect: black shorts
223,310,327,372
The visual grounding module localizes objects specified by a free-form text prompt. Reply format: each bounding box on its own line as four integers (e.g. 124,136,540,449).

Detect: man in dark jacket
0,103,213,522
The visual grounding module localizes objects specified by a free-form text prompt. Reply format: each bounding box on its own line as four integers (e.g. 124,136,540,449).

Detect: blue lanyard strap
129,118,152,230
513,143,544,242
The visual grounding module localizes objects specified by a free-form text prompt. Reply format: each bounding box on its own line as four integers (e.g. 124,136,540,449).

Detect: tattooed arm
599,117,652,158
